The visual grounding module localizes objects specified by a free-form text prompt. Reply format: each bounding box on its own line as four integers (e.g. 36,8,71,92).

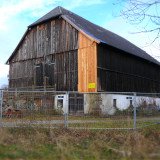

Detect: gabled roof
7,6,160,65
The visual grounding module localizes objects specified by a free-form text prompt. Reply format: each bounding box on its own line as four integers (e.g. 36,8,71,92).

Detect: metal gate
69,93,84,114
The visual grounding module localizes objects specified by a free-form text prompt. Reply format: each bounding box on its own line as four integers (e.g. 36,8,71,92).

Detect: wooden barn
6,6,160,93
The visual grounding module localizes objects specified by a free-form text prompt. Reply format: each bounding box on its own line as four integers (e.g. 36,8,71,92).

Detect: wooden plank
78,32,97,92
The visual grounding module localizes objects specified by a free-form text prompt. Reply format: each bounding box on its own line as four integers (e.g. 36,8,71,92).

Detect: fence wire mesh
68,92,135,130
0,90,67,128
0,90,160,130
135,93,160,129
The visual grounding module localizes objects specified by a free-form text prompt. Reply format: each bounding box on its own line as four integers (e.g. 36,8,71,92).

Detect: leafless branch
130,28,160,33
118,0,160,45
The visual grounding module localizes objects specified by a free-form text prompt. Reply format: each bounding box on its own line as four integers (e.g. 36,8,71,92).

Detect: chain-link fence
67,92,135,130
0,90,160,130
134,93,160,129
67,92,160,130
0,90,67,128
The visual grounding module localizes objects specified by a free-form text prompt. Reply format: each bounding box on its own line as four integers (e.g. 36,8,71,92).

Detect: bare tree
117,0,160,44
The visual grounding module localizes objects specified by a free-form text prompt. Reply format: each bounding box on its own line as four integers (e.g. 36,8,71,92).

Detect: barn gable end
9,18,79,90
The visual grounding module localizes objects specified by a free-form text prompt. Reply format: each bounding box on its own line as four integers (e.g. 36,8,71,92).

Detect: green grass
0,125,160,160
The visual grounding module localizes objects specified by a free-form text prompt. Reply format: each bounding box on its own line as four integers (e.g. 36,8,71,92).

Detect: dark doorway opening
69,93,84,114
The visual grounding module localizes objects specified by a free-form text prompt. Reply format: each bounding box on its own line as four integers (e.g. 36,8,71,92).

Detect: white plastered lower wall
84,94,160,115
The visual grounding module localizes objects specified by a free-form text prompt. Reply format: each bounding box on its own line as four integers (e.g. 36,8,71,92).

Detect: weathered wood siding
9,18,78,90
97,44,160,92
54,50,78,91
78,32,97,92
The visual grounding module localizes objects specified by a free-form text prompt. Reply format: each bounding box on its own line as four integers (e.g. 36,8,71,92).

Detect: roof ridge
58,6,63,14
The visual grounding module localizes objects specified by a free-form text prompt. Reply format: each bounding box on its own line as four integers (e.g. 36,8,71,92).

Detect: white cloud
0,0,62,31
0,0,105,31
0,0,105,33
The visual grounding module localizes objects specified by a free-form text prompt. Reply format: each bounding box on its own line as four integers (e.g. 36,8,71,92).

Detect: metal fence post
64,91,69,128
133,92,137,130
0,90,4,127
64,113,68,128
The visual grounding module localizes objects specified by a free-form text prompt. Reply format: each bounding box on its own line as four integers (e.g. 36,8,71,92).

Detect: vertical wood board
78,32,97,92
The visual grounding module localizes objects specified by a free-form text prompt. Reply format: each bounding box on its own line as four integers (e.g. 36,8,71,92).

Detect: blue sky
0,0,159,87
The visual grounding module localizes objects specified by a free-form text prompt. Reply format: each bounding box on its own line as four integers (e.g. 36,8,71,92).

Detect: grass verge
0,124,160,160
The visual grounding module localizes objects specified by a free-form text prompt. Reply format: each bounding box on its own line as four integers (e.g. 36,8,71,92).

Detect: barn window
113,99,117,107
